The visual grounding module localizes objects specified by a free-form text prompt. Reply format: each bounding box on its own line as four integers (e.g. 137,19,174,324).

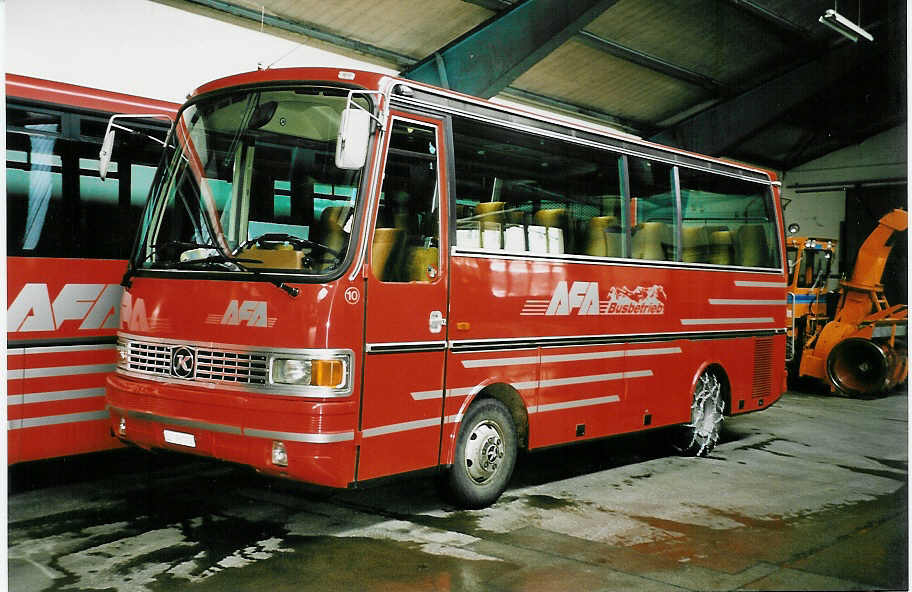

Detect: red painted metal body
6,75,178,464
104,67,787,488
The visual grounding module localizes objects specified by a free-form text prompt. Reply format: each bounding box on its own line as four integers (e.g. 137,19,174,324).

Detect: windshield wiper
122,241,221,288
175,253,262,269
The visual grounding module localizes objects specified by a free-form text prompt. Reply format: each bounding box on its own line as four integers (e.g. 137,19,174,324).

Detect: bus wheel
447,398,517,509
676,370,725,457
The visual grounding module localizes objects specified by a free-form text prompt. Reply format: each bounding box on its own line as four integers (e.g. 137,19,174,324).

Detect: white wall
5,0,396,103
780,124,907,285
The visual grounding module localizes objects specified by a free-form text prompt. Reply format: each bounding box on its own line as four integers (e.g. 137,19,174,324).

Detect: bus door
358,115,450,481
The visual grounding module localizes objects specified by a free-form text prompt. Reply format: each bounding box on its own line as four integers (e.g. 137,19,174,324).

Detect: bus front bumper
105,373,357,488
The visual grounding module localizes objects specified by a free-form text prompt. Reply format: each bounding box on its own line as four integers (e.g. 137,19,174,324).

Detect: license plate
163,429,196,448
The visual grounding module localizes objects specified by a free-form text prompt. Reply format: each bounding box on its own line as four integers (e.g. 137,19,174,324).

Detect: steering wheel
236,233,342,261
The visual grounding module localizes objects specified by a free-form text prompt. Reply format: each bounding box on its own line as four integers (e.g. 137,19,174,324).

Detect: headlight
273,359,311,384
270,355,348,389
115,341,128,368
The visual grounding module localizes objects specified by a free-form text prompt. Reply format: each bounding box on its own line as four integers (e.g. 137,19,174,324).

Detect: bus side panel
7,349,25,462
447,254,786,450
530,342,628,448
624,337,696,432
439,349,540,466
357,352,445,481
15,348,117,463
7,257,127,463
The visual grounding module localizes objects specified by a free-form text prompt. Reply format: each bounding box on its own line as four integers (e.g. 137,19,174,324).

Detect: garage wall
780,124,907,288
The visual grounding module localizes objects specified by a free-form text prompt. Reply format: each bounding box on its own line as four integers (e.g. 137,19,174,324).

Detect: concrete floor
8,389,908,591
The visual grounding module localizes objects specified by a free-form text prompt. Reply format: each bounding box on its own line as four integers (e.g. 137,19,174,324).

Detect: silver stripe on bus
462,354,540,368
362,417,441,438
9,410,109,430
536,370,652,389
734,281,787,288
357,413,471,439
411,369,654,400
410,387,474,401
17,343,116,355
360,393,623,439
244,427,355,443
8,387,105,406
10,363,117,380
529,395,621,414
680,318,774,325
709,299,787,305
117,408,352,443
461,346,681,368
122,410,242,435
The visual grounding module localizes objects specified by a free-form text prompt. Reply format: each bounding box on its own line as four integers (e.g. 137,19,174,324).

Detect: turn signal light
311,359,344,387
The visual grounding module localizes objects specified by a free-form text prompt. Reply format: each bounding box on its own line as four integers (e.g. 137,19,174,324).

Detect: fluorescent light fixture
819,9,874,42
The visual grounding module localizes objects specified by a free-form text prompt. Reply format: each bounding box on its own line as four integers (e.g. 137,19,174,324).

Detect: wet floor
8,389,907,591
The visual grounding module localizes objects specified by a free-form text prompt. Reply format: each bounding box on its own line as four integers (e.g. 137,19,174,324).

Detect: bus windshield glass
134,85,370,276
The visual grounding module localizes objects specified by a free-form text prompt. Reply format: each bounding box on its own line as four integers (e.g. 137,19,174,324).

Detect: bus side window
628,157,676,261
372,121,440,283
678,167,780,268
451,115,625,258
7,106,168,259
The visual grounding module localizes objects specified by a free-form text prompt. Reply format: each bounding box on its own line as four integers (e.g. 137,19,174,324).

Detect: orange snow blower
797,208,908,395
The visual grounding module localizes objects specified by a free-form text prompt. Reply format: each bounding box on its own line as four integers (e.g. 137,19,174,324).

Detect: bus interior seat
631,221,669,260
585,215,621,257
314,205,349,270
405,246,439,282
476,201,505,224
709,229,734,265
735,224,768,267
533,208,568,253
371,227,406,281
681,225,710,263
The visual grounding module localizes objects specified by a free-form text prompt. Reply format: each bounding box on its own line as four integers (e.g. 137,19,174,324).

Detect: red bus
105,68,787,507
6,74,178,463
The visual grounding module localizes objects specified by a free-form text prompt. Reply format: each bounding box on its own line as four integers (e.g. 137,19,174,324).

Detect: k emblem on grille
171,346,196,379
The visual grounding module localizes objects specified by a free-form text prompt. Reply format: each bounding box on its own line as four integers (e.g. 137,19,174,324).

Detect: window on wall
627,157,677,261
677,167,780,268
6,104,168,259
451,116,625,258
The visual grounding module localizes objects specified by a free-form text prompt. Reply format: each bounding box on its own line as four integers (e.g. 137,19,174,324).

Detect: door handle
429,310,447,334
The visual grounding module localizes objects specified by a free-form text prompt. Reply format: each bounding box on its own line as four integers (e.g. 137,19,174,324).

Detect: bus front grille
124,339,268,386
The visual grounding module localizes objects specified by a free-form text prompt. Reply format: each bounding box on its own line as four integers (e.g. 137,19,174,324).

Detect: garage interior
166,0,906,297
6,0,908,590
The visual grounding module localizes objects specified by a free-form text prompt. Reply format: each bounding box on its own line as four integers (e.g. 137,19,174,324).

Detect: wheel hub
463,421,504,484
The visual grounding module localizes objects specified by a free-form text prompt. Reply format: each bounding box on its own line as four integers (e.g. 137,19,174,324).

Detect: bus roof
6,73,179,117
188,67,778,184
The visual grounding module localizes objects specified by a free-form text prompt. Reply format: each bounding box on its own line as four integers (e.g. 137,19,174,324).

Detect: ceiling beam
463,0,724,94
499,87,645,134
576,31,722,93
648,35,890,156
403,0,621,98
724,0,815,42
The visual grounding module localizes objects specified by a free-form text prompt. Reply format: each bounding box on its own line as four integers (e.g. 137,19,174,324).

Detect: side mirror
99,129,116,181
335,107,371,170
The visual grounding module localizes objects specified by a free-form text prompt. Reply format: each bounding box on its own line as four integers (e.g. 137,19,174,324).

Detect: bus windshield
134,85,370,276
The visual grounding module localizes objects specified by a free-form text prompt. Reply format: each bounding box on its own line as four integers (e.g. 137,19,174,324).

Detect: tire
446,398,517,509
676,369,725,457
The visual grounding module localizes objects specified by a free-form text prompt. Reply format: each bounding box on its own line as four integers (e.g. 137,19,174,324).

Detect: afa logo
522,281,667,316
205,300,274,328
7,283,122,333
